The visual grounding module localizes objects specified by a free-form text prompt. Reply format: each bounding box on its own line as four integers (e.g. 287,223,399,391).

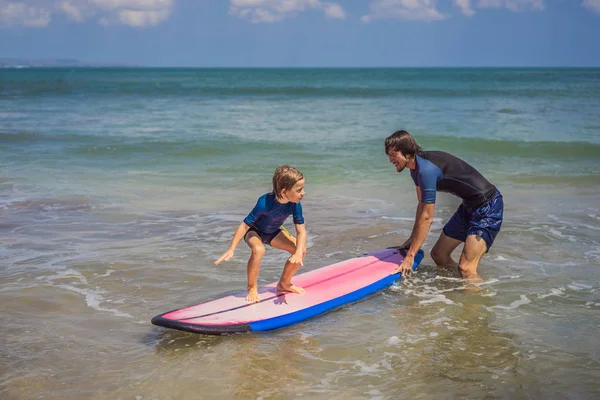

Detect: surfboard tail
151,315,252,335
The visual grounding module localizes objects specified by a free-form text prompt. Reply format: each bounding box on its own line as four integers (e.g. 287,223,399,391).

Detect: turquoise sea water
1,68,599,399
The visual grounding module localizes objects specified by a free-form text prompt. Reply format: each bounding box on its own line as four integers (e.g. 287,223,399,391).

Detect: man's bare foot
463,277,483,294
463,274,482,283
246,288,260,303
276,283,305,295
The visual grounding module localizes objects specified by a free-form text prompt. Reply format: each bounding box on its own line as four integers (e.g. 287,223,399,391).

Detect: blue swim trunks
244,226,282,245
442,189,504,251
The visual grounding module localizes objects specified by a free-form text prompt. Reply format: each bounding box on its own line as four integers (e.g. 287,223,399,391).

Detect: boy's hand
215,249,234,265
288,253,304,266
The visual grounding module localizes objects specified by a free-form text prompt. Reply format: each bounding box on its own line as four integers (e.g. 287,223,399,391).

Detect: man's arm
401,187,424,248
395,187,435,274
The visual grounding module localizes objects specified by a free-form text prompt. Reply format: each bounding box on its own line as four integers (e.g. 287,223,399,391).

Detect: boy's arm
288,223,306,265
215,222,250,265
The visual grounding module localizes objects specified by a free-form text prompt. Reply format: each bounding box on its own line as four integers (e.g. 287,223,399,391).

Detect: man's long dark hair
384,130,423,158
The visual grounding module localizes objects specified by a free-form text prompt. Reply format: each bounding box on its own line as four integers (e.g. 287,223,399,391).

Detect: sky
1,0,599,67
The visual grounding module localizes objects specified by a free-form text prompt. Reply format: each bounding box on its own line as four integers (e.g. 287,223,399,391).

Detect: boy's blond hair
272,165,303,199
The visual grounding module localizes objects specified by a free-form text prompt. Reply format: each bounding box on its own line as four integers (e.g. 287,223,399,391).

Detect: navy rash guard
410,151,497,209
243,193,304,234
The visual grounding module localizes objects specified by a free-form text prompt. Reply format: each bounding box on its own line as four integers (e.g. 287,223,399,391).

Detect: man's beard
397,160,408,173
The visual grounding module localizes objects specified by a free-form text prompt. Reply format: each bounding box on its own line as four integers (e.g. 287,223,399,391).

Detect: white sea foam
57,284,133,318
547,228,576,242
94,269,115,278
380,216,416,222
426,316,453,326
353,360,385,375
418,294,454,305
385,336,401,346
171,226,198,235
479,278,500,285
433,276,464,283
584,249,600,261
481,291,497,297
568,282,593,291
538,288,565,299
492,295,531,310
366,388,383,399
39,269,88,284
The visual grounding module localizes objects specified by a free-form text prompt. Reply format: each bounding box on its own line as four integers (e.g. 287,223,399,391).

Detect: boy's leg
270,231,305,295
245,232,265,303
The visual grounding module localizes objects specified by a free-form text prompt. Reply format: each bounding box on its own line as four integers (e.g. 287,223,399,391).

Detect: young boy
215,165,307,303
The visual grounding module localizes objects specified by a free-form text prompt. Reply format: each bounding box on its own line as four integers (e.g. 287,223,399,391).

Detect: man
385,130,503,280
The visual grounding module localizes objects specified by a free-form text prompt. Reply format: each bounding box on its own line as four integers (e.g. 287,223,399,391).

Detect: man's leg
430,232,462,269
458,234,487,280
459,189,504,280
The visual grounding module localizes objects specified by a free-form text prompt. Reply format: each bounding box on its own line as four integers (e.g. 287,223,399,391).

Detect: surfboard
151,247,424,335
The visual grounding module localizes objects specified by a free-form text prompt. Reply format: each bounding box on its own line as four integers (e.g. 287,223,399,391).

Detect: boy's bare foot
246,288,260,303
276,283,305,295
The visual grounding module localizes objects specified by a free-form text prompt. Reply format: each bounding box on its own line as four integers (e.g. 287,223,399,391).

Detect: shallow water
1,68,599,399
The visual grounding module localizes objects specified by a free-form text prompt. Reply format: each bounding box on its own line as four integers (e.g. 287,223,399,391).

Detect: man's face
388,150,410,173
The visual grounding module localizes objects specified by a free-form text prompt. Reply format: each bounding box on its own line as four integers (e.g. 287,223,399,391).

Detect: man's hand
215,249,234,265
393,254,414,275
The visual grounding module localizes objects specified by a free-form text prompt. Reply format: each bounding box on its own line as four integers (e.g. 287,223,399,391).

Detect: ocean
1,68,599,399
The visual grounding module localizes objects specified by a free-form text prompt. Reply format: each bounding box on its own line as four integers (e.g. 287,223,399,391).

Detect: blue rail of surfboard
248,249,424,332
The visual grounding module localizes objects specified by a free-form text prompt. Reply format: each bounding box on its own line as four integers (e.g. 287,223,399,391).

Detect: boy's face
282,179,305,203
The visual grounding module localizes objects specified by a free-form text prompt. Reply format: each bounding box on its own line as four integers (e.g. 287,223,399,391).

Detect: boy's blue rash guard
243,193,304,235
410,151,497,209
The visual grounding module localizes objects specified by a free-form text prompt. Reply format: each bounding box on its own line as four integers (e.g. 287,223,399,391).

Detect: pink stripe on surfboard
161,248,404,326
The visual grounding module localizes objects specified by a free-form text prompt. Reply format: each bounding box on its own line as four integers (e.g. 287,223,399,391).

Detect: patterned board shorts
443,190,504,251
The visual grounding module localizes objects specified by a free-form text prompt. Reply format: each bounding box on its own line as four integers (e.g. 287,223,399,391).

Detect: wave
3,84,599,99
0,132,47,143
369,134,600,160
4,129,600,161
2,68,600,99
497,108,521,114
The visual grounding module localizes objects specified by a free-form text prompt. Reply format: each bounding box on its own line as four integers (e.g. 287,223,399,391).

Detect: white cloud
324,2,345,19
0,2,52,27
477,0,544,12
229,0,346,23
582,0,600,15
60,1,85,22
0,0,174,28
117,7,170,26
454,0,475,16
361,0,447,22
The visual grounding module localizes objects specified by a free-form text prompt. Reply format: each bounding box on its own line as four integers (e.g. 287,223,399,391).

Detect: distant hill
0,58,138,67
